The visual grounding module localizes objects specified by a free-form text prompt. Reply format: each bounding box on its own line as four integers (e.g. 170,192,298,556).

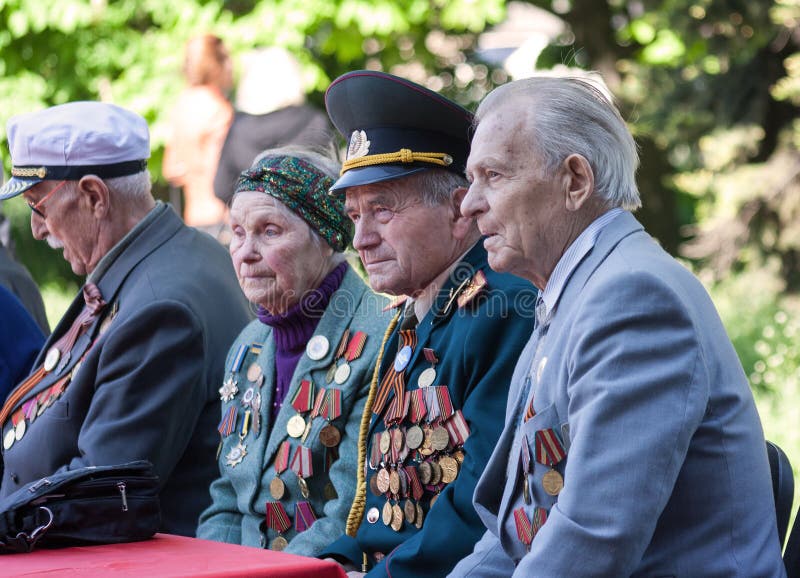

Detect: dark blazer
452,212,785,577
0,245,49,333
0,285,43,402
0,204,251,536
321,242,537,577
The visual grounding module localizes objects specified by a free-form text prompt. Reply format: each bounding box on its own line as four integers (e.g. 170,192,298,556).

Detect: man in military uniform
0,101,250,536
319,71,536,577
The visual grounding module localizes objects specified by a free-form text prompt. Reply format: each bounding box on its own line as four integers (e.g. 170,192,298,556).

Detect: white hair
476,75,641,210
105,170,153,202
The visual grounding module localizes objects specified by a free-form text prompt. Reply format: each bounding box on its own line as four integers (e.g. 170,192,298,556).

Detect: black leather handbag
0,460,161,553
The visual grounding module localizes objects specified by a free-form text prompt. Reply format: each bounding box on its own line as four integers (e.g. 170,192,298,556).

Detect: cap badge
347,130,371,160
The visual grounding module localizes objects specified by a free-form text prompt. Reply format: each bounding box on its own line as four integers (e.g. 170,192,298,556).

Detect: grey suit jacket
452,211,786,577
197,266,392,555
0,205,251,536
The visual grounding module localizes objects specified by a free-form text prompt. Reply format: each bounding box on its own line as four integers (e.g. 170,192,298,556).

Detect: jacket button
10,473,19,483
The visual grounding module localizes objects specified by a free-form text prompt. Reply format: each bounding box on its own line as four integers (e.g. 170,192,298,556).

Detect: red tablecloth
1,533,348,577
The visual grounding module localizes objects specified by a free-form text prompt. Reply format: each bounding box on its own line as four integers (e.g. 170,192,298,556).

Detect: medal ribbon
291,379,314,413
408,389,427,424
322,388,342,421
444,409,470,446
373,329,417,417
386,390,410,426
405,465,424,501
422,347,438,365
294,501,318,532
266,502,291,534
230,344,248,373
310,387,327,419
524,397,536,422
290,445,314,479
533,507,548,535
345,331,367,362
22,398,37,421
513,507,533,547
334,329,350,360
217,405,237,437
250,342,263,356
535,429,566,466
240,410,251,437
424,387,441,422
435,386,454,420
275,440,291,474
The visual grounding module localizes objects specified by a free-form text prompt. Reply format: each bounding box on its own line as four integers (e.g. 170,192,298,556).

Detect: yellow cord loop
341,149,453,175
345,310,401,537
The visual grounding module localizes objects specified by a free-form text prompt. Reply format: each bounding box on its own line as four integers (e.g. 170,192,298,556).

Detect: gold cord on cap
341,148,453,175
11,167,47,178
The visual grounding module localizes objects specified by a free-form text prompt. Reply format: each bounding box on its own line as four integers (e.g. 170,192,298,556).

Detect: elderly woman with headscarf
197,147,392,555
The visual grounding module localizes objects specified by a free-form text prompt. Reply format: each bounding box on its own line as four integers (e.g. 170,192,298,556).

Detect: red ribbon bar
405,465,424,501
408,388,427,424
535,428,566,466
290,445,313,479
444,409,470,446
435,386,454,420
323,388,342,421
290,379,314,413
275,440,291,474
422,347,438,365
513,507,533,546
345,331,367,362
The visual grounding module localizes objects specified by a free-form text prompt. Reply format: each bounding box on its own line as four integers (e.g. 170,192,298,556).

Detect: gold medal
379,431,391,454
389,470,401,495
334,362,351,384
419,426,434,456
391,504,404,532
269,477,285,500
43,347,61,372
431,426,449,451
429,460,442,485
415,502,424,528
246,362,262,383
270,536,288,551
376,468,391,494
14,420,26,442
439,456,458,484
366,507,380,524
405,425,423,450
369,473,382,496
418,461,432,485
382,501,393,526
287,414,306,438
452,449,465,464
542,469,564,496
523,476,531,504
319,424,341,448
417,367,436,388
298,476,310,499
404,499,416,523
3,428,15,450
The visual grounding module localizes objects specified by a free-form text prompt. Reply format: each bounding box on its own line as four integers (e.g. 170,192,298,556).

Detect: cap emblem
347,130,371,160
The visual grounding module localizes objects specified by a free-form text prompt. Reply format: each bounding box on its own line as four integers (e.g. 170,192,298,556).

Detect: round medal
382,501,393,526
369,474,382,496
306,335,330,361
429,461,442,485
376,468,391,494
389,470,400,495
43,347,61,372
379,431,391,454
431,426,450,451
415,502,424,528
14,420,26,442
3,428,15,450
334,362,351,384
393,345,412,372
542,469,564,496
287,415,306,438
419,426,434,456
439,456,459,484
418,461,432,485
452,449,465,464
405,425,424,450
246,362,262,383
242,387,255,405
319,424,341,448
366,507,380,524
225,442,247,467
325,364,337,384
298,476,310,499
404,499,416,524
270,536,288,551
269,477,285,500
392,428,405,452
391,504,404,532
417,367,436,387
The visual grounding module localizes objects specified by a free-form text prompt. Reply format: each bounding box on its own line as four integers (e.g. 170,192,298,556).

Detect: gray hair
476,75,641,210
104,170,153,202
400,168,469,207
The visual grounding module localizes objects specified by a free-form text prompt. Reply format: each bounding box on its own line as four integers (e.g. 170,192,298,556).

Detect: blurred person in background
0,285,43,403
213,47,333,206
163,33,234,243
198,147,392,555
0,100,250,536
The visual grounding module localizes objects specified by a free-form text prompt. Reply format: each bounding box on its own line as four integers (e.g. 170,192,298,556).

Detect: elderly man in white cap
0,101,250,536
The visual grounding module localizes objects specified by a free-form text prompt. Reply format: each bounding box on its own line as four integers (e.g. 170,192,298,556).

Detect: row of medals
367,365,463,533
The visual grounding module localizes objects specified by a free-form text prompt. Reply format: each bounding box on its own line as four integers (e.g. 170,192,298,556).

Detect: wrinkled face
344,182,457,297
463,105,565,286
229,192,333,314
24,180,102,276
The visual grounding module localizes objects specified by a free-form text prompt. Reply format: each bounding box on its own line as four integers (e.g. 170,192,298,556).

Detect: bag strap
0,506,53,554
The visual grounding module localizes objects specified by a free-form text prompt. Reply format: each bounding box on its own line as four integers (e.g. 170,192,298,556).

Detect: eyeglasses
27,180,67,218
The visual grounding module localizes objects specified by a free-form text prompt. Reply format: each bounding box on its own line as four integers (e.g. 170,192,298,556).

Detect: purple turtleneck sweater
257,262,347,422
